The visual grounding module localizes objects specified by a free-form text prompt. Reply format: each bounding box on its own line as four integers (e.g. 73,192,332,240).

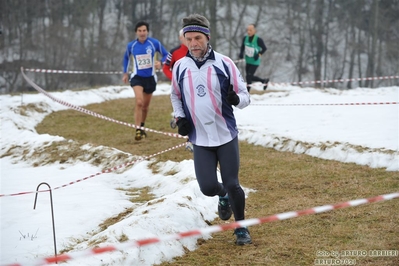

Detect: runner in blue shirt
122,21,168,140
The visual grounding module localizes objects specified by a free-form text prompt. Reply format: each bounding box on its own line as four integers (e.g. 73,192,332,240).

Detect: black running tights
193,137,246,221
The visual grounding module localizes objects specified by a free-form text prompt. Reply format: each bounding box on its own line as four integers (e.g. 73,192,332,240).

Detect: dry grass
37,96,192,163
35,94,399,266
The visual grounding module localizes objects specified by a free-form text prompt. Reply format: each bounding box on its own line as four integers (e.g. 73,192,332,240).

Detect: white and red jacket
170,50,250,147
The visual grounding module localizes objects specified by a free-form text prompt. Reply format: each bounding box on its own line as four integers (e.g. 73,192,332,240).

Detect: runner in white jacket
170,14,252,245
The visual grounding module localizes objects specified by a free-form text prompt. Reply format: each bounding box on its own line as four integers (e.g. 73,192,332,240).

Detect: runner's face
246,25,256,36
184,32,208,58
136,25,148,42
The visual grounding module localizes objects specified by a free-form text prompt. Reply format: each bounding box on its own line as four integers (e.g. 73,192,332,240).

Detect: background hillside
1,0,399,93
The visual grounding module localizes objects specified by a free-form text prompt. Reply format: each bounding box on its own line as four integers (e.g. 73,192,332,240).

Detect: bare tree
365,0,379,87
1,0,398,93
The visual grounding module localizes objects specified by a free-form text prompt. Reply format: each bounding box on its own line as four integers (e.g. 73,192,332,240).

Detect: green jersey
244,35,261,66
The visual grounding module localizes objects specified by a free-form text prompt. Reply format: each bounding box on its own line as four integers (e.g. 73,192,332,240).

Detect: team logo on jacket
196,84,206,97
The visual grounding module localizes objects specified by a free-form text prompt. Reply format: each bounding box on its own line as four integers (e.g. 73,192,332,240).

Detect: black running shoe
218,195,232,220
135,129,146,141
263,78,270,90
234,227,252,245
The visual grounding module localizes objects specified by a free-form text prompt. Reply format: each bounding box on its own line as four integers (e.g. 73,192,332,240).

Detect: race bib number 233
136,54,153,70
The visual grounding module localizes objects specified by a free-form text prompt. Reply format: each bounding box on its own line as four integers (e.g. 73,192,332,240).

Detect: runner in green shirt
239,24,269,92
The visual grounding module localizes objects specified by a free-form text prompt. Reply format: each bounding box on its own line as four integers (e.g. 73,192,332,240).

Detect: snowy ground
1,82,398,265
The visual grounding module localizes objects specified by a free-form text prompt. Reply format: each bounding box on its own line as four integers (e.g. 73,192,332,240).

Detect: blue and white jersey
123,37,168,77
170,50,250,147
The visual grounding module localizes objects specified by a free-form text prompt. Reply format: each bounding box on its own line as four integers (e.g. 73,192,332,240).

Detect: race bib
245,46,255,57
136,53,152,70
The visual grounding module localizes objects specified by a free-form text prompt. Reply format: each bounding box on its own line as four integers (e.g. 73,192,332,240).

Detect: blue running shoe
234,227,252,245
218,195,232,220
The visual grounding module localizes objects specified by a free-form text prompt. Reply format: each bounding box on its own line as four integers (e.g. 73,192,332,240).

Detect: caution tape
244,75,399,88
2,68,187,198
24,66,398,87
0,142,187,198
251,101,398,106
7,68,399,264
14,67,398,200
23,60,246,75
271,75,399,86
22,67,398,109
3,192,398,266
24,69,124,74
20,67,186,140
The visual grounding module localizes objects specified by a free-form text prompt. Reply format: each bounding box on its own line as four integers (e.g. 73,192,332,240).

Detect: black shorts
130,75,157,94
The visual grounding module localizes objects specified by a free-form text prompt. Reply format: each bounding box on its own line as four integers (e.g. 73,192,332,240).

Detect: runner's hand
227,85,240,106
122,73,129,84
176,117,191,136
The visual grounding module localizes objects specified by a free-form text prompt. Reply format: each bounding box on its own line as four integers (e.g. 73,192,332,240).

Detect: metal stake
33,182,57,263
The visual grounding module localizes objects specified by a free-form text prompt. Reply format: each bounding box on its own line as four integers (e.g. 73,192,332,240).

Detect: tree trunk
365,0,378,87
208,0,218,50
323,0,333,87
347,23,356,89
357,27,362,87
313,0,325,86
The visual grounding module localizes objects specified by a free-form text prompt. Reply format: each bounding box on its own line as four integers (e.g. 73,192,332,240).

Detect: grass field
36,94,399,266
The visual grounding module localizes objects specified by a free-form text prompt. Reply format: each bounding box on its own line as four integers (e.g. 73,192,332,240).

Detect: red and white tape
251,101,398,106
20,68,186,140
22,67,398,111
245,75,399,88
0,142,187,198
24,69,124,74
272,75,399,86
4,192,398,266
24,66,398,87
23,60,245,75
